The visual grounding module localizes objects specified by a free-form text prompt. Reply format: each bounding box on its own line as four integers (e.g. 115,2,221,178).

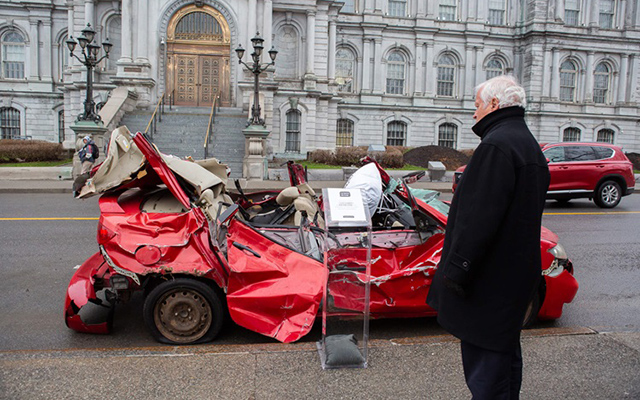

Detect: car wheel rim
154,288,212,343
601,184,619,205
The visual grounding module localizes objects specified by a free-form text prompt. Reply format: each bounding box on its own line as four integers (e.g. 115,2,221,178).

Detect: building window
285,110,301,152
438,123,458,149
559,60,577,102
593,63,611,104
336,48,356,93
58,110,65,143
386,51,406,95
1,31,26,79
437,54,456,97
387,121,407,146
563,127,581,142
336,119,354,147
439,0,458,21
485,58,504,80
488,0,506,25
599,0,616,29
0,107,21,139
565,0,580,26
105,16,122,70
341,0,357,13
388,0,407,17
597,129,614,144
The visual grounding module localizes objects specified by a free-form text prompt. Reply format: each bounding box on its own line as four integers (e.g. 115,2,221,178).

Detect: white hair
475,75,527,109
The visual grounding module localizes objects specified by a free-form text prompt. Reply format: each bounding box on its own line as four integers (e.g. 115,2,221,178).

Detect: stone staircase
118,106,248,178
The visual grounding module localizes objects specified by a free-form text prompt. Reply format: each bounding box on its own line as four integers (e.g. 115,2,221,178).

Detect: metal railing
203,95,219,159
144,93,167,140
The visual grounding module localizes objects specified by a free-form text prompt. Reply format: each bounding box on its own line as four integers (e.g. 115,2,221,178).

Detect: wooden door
174,55,198,106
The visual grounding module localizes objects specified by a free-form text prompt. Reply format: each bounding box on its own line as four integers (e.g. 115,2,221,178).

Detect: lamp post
235,32,278,126
66,23,112,123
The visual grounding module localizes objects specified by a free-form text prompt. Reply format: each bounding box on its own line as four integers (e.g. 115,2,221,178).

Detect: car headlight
543,244,568,277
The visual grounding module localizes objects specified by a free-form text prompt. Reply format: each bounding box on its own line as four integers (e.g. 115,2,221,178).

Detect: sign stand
317,188,372,369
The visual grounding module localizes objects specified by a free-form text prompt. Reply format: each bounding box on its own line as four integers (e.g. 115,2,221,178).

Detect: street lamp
235,32,277,126
67,23,112,123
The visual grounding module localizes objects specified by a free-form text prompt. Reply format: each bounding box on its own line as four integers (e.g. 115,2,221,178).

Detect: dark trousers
460,340,523,400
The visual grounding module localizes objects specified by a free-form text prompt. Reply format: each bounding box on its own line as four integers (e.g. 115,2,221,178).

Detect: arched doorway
166,5,231,107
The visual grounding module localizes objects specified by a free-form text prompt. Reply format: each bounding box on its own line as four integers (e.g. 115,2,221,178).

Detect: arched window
565,0,581,26
485,58,504,80
593,63,611,104
58,33,70,81
105,16,122,70
275,25,299,79
285,110,302,152
336,48,356,93
439,0,458,21
58,110,65,143
563,127,581,142
599,0,616,29
386,51,406,95
437,54,456,97
488,0,506,25
560,60,578,102
336,119,354,147
0,107,21,139
1,31,26,79
438,123,457,149
387,121,407,146
388,0,407,17
175,11,223,41
597,128,614,144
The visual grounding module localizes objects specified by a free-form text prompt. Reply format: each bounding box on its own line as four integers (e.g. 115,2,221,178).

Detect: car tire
143,278,224,345
522,289,542,328
594,180,622,208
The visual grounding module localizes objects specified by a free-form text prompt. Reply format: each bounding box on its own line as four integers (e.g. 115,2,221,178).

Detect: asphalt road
0,192,638,352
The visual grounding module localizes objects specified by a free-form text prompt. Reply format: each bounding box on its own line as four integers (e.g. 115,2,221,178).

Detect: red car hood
540,225,558,244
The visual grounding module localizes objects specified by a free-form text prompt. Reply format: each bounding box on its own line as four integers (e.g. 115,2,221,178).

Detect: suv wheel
594,180,621,208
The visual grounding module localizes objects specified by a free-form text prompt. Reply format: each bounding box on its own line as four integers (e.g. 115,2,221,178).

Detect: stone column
364,0,373,13
328,18,336,81
67,3,76,67
476,0,487,22
464,45,474,98
42,19,53,81
628,55,638,102
136,0,148,62
305,11,316,75
84,0,94,26
618,54,629,103
541,46,552,98
474,47,484,88
372,38,382,93
619,0,627,28
461,0,469,21
416,0,426,18
550,48,560,99
248,0,257,42
589,0,599,27
29,19,39,80
414,41,423,95
468,0,477,21
119,0,132,62
362,38,371,92
425,41,434,96
426,0,436,18
585,51,595,102
262,0,273,53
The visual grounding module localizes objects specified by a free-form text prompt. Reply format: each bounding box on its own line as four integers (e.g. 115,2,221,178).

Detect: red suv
453,142,635,208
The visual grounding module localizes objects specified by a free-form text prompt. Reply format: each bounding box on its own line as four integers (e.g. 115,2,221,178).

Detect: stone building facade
1,0,639,154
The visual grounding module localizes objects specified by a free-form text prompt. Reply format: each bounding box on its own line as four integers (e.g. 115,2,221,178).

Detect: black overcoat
426,106,550,352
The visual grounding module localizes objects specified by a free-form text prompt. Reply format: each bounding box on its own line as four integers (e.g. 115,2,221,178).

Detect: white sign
325,188,368,223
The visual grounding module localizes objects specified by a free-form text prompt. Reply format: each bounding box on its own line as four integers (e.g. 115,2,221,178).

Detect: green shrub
0,139,65,163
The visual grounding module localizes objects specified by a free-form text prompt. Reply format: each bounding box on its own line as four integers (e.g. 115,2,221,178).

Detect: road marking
0,217,99,220
544,211,640,216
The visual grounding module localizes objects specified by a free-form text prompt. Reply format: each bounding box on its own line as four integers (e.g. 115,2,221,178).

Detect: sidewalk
0,166,454,193
1,328,638,399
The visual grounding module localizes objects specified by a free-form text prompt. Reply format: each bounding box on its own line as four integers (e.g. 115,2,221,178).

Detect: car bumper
538,265,579,320
64,252,114,334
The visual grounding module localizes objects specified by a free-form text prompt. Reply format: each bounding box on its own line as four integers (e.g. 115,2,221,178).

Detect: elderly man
427,75,550,399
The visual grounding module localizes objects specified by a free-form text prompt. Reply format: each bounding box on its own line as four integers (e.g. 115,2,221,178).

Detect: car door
225,219,327,343
562,145,599,190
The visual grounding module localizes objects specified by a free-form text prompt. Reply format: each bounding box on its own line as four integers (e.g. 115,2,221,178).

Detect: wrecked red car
66,127,579,345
